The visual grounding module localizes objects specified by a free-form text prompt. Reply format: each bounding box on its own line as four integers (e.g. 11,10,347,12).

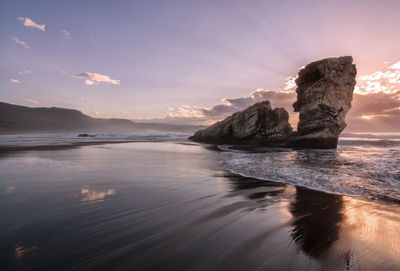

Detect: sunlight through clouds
284,76,297,90
389,61,400,70
355,61,400,95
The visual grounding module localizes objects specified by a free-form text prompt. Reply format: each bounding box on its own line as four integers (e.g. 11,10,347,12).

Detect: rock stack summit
189,56,357,149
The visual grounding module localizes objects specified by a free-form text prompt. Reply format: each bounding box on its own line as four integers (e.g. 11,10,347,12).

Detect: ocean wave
0,133,190,148
341,132,400,139
338,139,400,147
219,145,400,202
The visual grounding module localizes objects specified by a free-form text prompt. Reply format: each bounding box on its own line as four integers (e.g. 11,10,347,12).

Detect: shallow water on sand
1,141,400,270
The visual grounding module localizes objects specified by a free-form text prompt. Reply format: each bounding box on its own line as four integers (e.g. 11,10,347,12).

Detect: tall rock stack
290,56,357,148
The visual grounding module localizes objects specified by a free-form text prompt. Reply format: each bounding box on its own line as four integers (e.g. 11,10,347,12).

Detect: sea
1,132,399,202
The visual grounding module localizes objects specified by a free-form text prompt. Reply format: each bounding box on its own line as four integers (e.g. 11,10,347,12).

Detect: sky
1,0,400,131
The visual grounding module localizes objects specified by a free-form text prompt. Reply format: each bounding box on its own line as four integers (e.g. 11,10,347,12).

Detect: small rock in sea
78,133,95,137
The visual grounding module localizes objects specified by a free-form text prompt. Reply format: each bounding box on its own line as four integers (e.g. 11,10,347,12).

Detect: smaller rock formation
189,101,292,145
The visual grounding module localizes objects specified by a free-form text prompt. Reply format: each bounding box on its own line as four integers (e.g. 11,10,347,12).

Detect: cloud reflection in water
80,187,116,202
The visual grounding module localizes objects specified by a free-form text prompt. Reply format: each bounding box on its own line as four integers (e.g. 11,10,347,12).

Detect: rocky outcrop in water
190,56,357,149
189,101,292,145
290,56,356,148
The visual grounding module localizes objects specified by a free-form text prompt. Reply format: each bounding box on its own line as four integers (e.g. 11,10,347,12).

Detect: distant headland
0,101,204,134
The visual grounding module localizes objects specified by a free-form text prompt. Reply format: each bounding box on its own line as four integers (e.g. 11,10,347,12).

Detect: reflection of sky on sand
6,185,16,193
333,197,400,269
80,187,116,202
14,243,37,260
224,176,400,269
287,188,400,269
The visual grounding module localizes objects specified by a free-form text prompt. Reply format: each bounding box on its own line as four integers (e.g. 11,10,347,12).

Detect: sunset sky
1,0,400,131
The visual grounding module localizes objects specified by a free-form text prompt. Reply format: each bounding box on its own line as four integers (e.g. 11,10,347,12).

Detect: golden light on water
339,197,400,266
80,187,116,202
360,115,373,120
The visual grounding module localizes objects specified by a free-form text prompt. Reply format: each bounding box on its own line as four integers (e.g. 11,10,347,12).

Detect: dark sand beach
1,141,399,270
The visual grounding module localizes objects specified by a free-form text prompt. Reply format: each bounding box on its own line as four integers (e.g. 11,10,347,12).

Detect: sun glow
361,115,373,120
355,61,400,95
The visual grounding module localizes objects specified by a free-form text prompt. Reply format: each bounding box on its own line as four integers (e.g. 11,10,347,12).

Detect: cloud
19,69,32,75
11,37,29,49
59,70,77,79
92,110,100,116
9,78,20,84
85,79,95,85
162,88,400,132
80,97,89,101
25,99,39,106
389,61,400,70
61,30,70,39
284,66,304,91
17,17,45,31
284,76,297,90
345,91,400,132
155,61,400,132
355,61,400,95
163,89,297,125
76,72,120,85
167,105,204,119
200,89,296,119
350,92,400,116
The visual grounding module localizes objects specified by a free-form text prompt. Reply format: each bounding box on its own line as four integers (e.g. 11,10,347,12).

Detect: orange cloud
9,78,20,84
346,92,400,132
355,61,400,95
17,17,45,31
25,99,39,106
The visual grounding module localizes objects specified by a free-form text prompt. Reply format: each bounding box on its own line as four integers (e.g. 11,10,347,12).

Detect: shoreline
0,140,136,153
1,140,399,206
223,167,400,205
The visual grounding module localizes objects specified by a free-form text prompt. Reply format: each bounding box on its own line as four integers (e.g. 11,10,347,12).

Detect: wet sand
0,142,399,270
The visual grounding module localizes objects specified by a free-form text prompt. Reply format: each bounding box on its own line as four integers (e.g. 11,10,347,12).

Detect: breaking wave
218,134,400,202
